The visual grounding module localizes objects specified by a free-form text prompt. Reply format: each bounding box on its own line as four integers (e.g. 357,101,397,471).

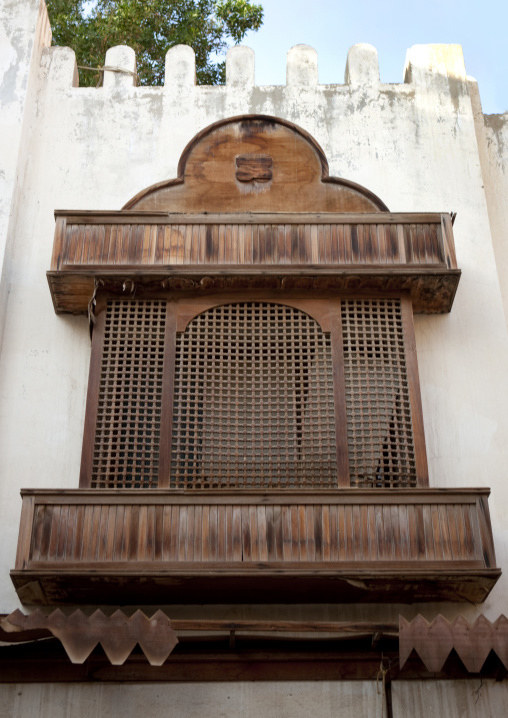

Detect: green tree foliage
46,0,263,86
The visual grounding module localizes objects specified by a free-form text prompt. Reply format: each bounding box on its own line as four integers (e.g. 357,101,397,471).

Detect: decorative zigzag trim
4,608,178,666
400,614,508,673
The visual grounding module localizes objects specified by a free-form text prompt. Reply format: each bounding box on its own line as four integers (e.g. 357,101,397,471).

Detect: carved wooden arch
123,115,389,213
174,293,334,333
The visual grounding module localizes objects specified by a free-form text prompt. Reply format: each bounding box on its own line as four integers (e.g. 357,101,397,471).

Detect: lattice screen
91,300,166,488
341,298,417,488
171,302,337,488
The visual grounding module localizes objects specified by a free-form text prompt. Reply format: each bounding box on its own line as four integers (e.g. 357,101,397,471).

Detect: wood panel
11,488,500,605
122,116,389,214
48,212,460,315
52,216,451,272
16,489,494,569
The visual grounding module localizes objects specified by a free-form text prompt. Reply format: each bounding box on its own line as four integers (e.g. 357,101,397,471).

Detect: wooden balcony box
11,488,499,605
46,115,460,316
47,211,460,315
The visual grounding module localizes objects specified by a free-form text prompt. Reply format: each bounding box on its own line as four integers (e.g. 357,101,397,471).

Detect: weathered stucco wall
470,81,508,332
0,0,51,349
2,679,508,718
1,0,508,710
1,681,383,718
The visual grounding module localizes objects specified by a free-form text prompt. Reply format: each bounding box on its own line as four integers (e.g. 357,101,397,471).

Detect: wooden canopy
48,114,460,314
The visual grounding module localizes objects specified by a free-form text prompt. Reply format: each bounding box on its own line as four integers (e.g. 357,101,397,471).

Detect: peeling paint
484,112,508,159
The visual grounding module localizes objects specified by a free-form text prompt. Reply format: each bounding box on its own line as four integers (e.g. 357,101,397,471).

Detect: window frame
79,290,429,490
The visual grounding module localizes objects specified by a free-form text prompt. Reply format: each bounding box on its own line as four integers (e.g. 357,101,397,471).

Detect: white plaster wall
0,681,382,718
2,679,508,717
393,679,508,717
483,112,508,301
0,0,51,350
1,5,508,639
470,81,508,330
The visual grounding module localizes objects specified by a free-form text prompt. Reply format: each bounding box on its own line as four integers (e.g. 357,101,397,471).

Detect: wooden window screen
90,300,166,488
341,298,417,488
170,302,337,488
82,295,427,489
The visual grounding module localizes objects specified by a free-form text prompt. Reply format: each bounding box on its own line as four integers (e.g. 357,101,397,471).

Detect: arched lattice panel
170,302,337,489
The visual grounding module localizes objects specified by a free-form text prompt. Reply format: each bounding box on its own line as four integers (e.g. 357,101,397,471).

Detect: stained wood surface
399,614,508,674
48,268,461,315
51,214,453,272
48,212,460,315
77,293,428,492
400,296,429,485
121,117,389,213
12,488,499,604
22,491,492,566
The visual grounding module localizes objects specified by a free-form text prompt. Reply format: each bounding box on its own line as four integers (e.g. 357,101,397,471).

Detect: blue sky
242,0,507,115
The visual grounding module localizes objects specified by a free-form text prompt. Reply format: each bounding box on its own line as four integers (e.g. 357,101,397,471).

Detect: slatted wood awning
47,115,460,314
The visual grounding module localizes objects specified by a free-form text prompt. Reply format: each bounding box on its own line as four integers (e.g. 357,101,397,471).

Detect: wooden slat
157,303,176,489
80,505,94,561
391,505,402,561
23,487,487,506
121,505,132,561
232,505,242,561
401,295,429,487
439,505,452,560
53,210,447,224
193,505,203,562
265,505,276,561
79,302,106,488
478,495,497,568
398,505,410,561
161,505,172,561
281,505,291,561
258,506,268,562
15,495,35,569
216,505,226,561
65,504,77,561
441,214,458,269
329,304,350,487
447,504,461,560
112,505,125,561
103,504,116,562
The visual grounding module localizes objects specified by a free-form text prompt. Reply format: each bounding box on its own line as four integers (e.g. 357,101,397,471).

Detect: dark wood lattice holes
82,296,425,489
171,303,336,488
342,298,417,488
91,300,166,488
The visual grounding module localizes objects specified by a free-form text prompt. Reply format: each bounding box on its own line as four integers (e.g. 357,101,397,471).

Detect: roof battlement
45,40,470,102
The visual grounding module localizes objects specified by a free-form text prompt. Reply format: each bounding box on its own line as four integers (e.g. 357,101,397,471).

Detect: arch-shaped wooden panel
174,294,335,333
123,115,389,213
170,299,338,490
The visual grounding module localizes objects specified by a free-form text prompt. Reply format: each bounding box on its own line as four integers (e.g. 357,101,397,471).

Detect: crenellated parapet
45,40,470,102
